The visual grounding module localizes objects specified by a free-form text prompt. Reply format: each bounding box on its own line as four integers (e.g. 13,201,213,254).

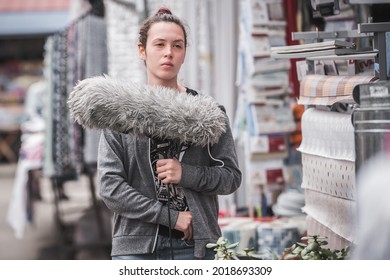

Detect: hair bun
156,7,172,16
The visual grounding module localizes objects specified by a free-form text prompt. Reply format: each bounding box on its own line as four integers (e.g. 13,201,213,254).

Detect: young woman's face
139,22,186,86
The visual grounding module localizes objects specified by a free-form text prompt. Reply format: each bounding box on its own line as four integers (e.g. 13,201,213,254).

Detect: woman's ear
138,44,146,60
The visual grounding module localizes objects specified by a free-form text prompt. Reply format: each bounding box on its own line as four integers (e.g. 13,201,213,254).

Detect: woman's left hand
156,158,182,184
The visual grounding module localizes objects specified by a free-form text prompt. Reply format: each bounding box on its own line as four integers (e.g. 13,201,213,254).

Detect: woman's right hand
175,211,193,240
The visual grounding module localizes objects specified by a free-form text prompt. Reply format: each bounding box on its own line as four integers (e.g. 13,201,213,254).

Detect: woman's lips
161,62,173,67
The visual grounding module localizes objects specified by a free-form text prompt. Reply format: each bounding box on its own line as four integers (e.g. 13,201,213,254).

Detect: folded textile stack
221,218,260,254
220,216,306,258
256,217,306,256
298,107,357,248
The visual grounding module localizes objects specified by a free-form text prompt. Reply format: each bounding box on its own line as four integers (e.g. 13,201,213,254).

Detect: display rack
278,20,390,249
358,22,390,80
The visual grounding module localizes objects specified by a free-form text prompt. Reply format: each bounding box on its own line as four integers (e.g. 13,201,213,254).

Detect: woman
98,7,241,260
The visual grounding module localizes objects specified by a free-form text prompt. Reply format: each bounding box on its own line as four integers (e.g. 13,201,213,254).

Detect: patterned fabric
301,153,356,201
67,21,83,176
52,32,77,180
298,75,376,105
150,137,188,211
44,13,108,179
302,188,356,242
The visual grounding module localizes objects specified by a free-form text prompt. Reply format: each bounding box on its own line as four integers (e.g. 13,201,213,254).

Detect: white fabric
301,153,356,200
302,189,356,242
297,108,355,161
6,159,42,239
306,215,351,250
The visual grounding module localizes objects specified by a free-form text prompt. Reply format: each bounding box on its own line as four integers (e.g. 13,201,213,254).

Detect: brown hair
138,7,188,49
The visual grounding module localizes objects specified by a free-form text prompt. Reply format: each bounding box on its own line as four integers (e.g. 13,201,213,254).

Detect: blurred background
0,0,113,259
0,0,243,260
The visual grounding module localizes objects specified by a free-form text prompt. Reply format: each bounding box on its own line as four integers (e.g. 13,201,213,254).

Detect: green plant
206,237,265,260
281,235,350,260
206,237,240,260
207,235,350,260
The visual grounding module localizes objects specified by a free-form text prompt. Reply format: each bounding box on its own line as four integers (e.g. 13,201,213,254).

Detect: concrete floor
0,163,112,260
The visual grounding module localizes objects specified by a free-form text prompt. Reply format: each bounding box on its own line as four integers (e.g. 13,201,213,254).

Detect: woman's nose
164,46,173,57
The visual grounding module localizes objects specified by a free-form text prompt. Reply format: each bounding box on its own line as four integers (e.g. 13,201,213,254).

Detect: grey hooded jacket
98,115,241,258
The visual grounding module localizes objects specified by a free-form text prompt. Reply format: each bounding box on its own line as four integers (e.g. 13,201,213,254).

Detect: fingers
175,211,193,240
156,159,176,173
156,159,171,169
156,159,182,184
157,170,174,184
182,223,193,240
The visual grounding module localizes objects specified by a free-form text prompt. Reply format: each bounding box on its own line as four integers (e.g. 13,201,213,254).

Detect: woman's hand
156,158,182,184
175,211,193,240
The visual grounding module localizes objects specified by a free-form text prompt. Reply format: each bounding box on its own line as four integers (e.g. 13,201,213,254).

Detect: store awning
0,11,70,37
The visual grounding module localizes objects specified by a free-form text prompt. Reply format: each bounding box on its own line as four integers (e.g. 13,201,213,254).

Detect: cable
165,141,187,260
207,143,225,167
149,138,174,259
167,183,174,260
166,145,179,260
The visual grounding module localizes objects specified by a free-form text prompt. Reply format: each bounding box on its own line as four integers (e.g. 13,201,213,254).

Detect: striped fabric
298,75,376,105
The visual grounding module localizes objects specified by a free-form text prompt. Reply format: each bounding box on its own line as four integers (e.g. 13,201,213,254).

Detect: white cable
207,143,225,167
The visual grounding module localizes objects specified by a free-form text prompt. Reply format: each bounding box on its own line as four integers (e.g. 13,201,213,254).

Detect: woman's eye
174,44,183,48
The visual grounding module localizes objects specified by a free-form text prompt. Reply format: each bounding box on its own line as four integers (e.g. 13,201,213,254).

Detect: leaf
300,248,308,257
292,246,303,255
306,242,320,252
226,242,240,249
206,243,217,249
217,238,227,246
300,236,312,240
216,236,225,244
243,247,255,254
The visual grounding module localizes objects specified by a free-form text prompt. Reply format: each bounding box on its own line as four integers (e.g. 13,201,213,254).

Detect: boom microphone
67,75,226,146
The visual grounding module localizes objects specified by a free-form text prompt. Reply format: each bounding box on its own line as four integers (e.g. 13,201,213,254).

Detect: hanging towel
297,108,355,161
